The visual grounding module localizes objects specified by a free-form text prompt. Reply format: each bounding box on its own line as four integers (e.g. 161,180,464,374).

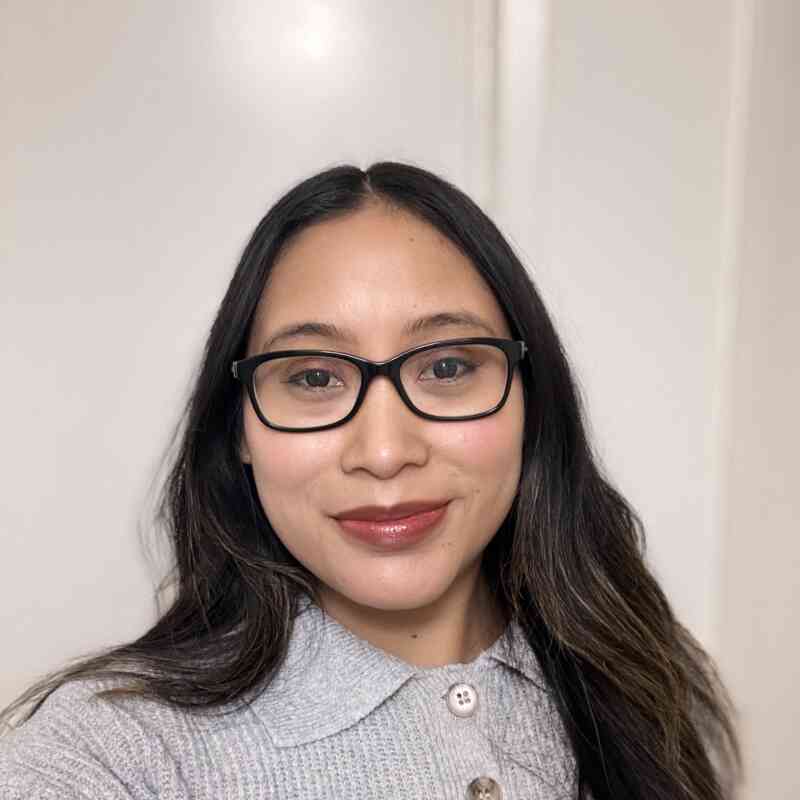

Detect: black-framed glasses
231,337,527,433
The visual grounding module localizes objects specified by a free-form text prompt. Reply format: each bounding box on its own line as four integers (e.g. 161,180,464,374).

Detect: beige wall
717,2,800,798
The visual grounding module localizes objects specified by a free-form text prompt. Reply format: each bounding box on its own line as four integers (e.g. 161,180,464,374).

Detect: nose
338,373,429,479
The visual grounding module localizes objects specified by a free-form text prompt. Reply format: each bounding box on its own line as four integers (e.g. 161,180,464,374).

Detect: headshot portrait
2,3,796,799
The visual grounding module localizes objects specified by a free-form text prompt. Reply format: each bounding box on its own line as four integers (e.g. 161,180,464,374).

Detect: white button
466,776,502,799
446,682,478,717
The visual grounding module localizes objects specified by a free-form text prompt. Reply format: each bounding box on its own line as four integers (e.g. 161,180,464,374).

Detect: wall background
1,2,797,798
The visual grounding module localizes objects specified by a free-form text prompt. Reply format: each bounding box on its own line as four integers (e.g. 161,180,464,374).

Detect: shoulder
0,676,200,799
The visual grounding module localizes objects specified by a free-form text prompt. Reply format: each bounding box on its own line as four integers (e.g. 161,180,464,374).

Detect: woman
0,162,741,799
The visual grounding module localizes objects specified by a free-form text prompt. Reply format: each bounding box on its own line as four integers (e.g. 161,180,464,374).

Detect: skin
240,202,525,667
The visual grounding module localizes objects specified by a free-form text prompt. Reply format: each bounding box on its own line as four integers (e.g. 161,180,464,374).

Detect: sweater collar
252,597,548,748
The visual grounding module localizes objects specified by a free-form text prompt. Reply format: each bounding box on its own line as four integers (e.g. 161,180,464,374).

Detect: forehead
250,204,511,354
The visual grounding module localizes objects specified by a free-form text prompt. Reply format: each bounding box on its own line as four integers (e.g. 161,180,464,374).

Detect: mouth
333,501,451,548
333,499,451,522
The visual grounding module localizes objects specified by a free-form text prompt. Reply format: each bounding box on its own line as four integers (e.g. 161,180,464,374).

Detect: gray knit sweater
0,600,577,799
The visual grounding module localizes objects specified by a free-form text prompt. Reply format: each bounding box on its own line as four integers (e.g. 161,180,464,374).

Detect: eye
418,356,477,382
286,367,346,391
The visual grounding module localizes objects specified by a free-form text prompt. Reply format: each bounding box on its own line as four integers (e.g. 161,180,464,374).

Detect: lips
334,500,450,522
334,502,450,549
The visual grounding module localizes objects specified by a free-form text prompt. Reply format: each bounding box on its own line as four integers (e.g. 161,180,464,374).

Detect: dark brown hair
1,162,741,799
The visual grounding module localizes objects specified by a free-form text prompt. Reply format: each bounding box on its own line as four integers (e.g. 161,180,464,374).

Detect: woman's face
241,203,525,616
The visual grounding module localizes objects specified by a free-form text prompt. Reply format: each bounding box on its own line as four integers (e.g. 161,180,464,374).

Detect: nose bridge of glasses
361,358,405,399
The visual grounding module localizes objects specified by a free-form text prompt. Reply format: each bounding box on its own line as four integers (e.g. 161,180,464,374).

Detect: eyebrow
260,310,498,352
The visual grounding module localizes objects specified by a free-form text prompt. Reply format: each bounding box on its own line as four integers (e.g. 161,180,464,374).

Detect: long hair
0,162,741,799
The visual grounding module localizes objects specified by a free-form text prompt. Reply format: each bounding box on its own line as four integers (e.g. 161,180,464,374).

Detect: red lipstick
334,501,450,548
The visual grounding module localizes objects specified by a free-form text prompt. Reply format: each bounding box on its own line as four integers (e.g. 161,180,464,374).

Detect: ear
239,436,252,464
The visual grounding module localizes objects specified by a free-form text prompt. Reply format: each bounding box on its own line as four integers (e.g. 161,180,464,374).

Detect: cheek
440,419,522,479
242,405,333,511
434,382,525,521
437,386,525,472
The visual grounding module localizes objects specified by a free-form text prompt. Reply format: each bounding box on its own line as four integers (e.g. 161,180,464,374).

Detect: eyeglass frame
231,336,528,433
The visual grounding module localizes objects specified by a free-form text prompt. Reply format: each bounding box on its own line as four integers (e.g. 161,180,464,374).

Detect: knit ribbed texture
0,601,577,799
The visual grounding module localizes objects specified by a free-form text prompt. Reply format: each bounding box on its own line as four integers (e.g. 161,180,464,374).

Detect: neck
315,563,508,668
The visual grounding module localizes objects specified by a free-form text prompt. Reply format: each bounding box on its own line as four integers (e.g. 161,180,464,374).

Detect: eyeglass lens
252,343,509,429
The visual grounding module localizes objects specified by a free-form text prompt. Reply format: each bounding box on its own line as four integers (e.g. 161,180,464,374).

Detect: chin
329,578,450,615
